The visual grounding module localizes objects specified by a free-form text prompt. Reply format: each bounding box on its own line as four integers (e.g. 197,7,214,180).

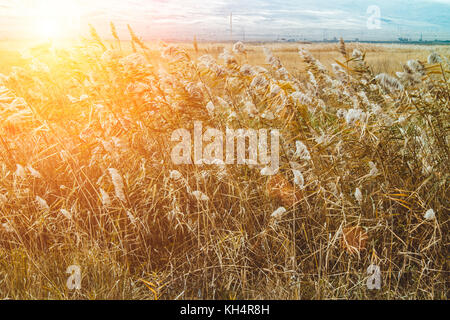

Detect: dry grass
181,42,450,77
0,27,448,300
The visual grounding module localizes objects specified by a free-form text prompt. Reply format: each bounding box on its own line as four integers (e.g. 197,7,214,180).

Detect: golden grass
0,28,448,299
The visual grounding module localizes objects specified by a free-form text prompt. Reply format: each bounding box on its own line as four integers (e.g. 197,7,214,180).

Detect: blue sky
1,0,449,40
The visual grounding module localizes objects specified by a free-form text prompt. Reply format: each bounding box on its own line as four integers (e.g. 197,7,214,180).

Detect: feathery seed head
232,41,246,54
108,168,126,202
271,207,287,219
375,73,404,92
427,52,442,64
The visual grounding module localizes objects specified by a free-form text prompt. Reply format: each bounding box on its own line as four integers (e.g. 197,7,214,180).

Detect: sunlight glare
24,0,82,39
37,19,61,39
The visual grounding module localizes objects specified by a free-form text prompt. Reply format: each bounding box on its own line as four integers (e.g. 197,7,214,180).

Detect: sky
0,0,449,41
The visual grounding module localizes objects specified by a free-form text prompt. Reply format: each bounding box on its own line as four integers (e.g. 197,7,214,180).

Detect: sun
24,0,82,40
37,19,62,39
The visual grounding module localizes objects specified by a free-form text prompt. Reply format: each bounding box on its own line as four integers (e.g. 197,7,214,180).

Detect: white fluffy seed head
127,211,137,225
406,59,424,74
206,101,215,115
345,109,366,126
295,141,311,161
169,170,183,181
100,188,111,206
191,190,209,201
244,101,258,117
60,209,72,220
271,207,287,219
260,166,277,176
424,209,435,221
108,168,126,202
250,74,269,90
15,164,26,179
369,162,379,176
375,73,404,92
232,41,246,54
427,52,442,64
354,188,363,203
27,165,41,178
36,196,49,211
292,169,305,188
261,110,275,120
290,91,312,106
1,222,13,233
0,193,7,204
352,49,363,59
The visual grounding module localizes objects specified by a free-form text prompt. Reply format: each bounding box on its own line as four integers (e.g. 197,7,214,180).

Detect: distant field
1,40,449,76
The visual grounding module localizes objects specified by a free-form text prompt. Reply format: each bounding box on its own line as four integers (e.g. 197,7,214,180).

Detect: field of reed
0,25,448,299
